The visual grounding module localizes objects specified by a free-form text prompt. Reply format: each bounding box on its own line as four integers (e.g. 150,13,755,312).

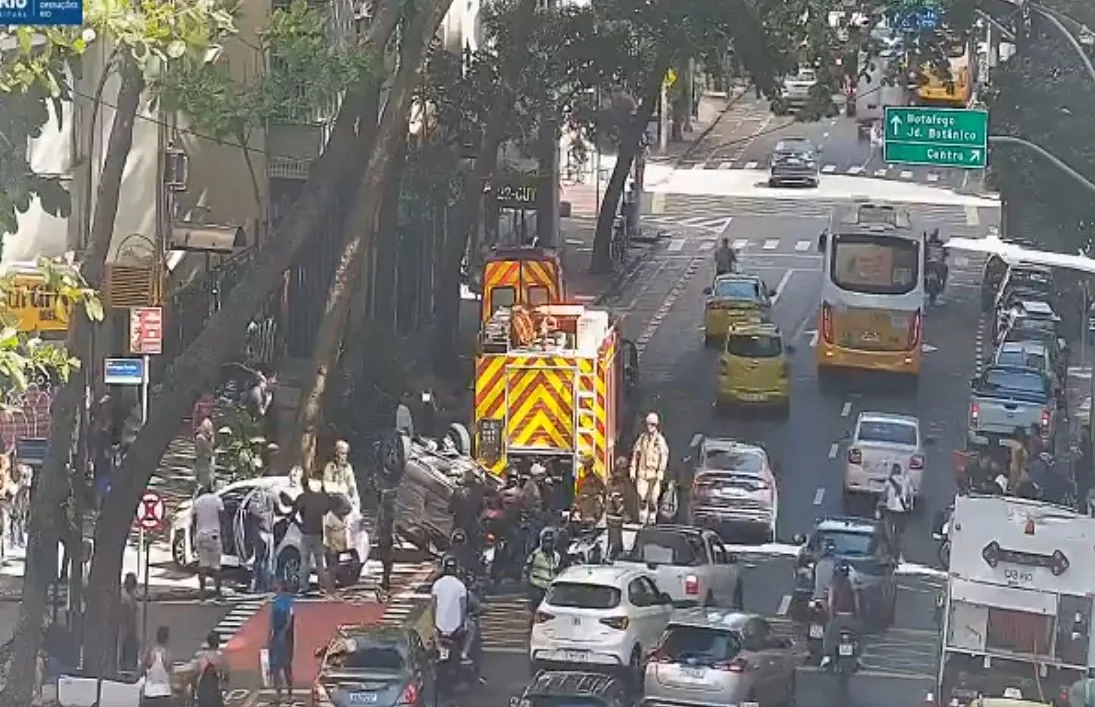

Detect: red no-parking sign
135,490,165,532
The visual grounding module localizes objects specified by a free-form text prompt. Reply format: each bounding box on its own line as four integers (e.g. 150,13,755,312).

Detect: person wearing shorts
192,486,224,598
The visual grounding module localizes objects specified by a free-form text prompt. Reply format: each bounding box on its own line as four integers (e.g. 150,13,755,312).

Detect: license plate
438,645,450,660
809,624,825,638
348,693,378,704
738,393,766,402
562,650,590,662
838,643,854,656
681,667,705,679
339,552,355,562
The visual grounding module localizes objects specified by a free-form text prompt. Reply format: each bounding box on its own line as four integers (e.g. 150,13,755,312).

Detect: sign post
883,106,989,169
129,307,162,424
135,491,165,654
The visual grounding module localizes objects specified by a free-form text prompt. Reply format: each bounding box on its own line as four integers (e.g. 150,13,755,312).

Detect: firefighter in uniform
573,454,606,524
524,527,562,614
631,412,670,524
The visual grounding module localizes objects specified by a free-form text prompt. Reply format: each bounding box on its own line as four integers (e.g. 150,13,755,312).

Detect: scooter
435,609,482,699
806,600,828,665
931,507,951,568
830,627,860,694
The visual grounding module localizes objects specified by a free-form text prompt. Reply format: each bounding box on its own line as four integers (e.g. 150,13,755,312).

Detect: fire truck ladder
575,376,597,459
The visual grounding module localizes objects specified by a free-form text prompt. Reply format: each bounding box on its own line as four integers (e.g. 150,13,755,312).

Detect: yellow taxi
716,321,794,412
703,273,774,346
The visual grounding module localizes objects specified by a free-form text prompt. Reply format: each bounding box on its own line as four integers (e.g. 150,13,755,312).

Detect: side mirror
703,287,712,295
726,552,739,564
818,232,828,252
792,533,807,545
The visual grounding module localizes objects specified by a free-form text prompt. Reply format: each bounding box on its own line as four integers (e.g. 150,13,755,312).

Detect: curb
650,88,750,170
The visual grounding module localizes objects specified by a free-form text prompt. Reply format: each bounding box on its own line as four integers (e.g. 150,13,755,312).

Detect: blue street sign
892,7,938,31
104,357,145,386
0,0,83,25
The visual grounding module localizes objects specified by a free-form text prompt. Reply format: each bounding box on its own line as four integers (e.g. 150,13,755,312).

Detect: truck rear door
504,357,576,452
971,368,1050,438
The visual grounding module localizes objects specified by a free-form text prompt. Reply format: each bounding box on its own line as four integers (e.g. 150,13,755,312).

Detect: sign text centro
0,0,82,24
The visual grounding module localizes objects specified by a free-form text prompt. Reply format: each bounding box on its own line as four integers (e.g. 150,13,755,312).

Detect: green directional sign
883,106,988,169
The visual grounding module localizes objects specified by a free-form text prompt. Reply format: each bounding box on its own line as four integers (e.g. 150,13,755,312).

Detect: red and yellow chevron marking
475,355,508,423
505,360,575,449
523,260,560,300
575,360,596,470
599,331,618,476
484,260,521,289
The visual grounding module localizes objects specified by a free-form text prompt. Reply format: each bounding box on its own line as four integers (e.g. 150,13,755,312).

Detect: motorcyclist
1004,427,1031,492
431,554,480,676
880,463,913,560
819,560,861,669
714,237,737,275
449,528,479,584
631,412,670,524
524,527,563,614
811,539,838,602
925,228,947,284
574,454,606,524
449,469,484,547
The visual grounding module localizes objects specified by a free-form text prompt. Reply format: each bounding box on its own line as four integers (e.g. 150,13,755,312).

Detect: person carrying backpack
192,631,229,707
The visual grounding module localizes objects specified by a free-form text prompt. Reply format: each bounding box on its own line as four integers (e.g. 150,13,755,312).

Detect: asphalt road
673,95,983,193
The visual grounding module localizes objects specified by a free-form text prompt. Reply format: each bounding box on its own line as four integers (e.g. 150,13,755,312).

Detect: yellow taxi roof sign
728,320,779,336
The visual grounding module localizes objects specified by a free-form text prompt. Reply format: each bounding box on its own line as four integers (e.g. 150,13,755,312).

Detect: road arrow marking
806,329,818,347
923,343,938,353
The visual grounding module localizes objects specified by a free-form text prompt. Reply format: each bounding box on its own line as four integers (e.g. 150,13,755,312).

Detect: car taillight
821,303,834,344
684,575,699,595
1041,408,1051,433
969,402,979,424
908,309,922,350
1059,686,1071,703
533,610,554,624
647,648,672,663
910,455,924,470
713,657,750,673
485,532,496,545
848,448,862,464
719,359,729,375
397,682,419,705
599,616,629,630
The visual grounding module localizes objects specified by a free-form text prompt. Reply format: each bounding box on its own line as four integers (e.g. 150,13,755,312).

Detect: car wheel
171,533,190,569
529,659,548,678
277,548,303,593
732,580,744,610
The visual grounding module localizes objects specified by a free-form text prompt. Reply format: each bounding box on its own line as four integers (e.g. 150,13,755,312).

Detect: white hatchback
529,564,675,680
844,412,931,503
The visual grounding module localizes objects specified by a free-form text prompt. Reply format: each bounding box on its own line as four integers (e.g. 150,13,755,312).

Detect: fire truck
479,246,566,329
931,495,1095,707
473,303,638,481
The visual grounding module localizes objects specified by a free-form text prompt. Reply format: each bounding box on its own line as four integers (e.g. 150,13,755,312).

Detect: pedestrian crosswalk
481,591,534,653
678,159,954,187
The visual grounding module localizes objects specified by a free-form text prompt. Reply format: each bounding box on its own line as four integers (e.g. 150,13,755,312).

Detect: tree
1,1,233,698
156,0,374,220
287,0,457,474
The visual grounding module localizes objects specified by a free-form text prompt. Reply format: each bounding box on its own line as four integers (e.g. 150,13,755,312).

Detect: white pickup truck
613,524,744,608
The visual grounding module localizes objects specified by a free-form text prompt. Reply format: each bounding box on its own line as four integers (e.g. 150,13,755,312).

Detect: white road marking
691,163,706,170
699,241,714,251
900,170,913,179
777,594,792,615
965,205,980,226
922,343,938,353
847,165,864,174
927,173,940,182
874,168,887,177
821,164,837,173
808,329,819,347
828,443,839,459
744,161,759,169
719,162,733,169
795,240,812,251
690,433,704,448
772,270,793,303
762,239,779,250
668,238,685,252
635,258,701,357
733,238,749,250
841,401,852,417
954,256,969,268
813,488,825,505
678,217,710,226
651,192,665,214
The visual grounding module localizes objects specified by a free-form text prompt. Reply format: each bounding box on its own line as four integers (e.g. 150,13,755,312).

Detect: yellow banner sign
5,275,71,332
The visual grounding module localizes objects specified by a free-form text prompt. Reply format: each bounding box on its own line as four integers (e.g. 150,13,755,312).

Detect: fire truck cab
479,247,565,327
933,495,1095,707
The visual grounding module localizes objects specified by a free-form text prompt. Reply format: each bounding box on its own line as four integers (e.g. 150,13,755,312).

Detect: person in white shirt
322,440,359,511
880,463,913,560
431,554,482,677
192,486,225,598
395,392,415,438
141,625,173,706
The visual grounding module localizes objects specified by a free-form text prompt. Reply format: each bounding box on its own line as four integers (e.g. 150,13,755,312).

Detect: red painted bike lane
223,599,389,688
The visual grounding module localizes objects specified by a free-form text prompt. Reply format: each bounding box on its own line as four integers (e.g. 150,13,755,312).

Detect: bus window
528,286,550,306
830,234,920,296
490,286,515,315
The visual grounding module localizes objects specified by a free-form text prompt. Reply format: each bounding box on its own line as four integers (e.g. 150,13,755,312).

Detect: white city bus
816,202,925,378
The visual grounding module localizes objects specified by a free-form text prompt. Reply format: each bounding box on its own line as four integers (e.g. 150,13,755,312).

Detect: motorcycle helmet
836,560,851,577
451,528,467,546
540,526,556,550
823,538,837,556
440,554,458,575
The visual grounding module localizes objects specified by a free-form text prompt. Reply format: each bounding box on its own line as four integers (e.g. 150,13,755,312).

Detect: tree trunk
76,52,390,673
433,0,540,375
1,59,144,706
589,52,673,275
286,0,454,475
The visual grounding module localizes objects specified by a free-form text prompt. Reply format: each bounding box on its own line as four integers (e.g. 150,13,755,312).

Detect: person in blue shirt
268,579,295,703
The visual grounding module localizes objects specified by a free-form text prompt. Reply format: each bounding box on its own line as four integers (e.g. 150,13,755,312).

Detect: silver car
768,139,819,188
642,609,797,707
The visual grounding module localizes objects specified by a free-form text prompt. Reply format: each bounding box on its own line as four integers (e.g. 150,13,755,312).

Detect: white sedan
844,412,933,505
529,564,674,681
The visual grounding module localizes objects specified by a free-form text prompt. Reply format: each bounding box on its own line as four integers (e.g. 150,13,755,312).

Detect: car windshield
624,528,704,566
702,448,765,473
658,625,742,666
996,349,1046,371
977,368,1048,400
695,472,769,494
829,233,919,295
816,530,875,556
326,644,406,671
545,582,621,610
713,279,760,300
726,334,782,358
856,420,918,446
